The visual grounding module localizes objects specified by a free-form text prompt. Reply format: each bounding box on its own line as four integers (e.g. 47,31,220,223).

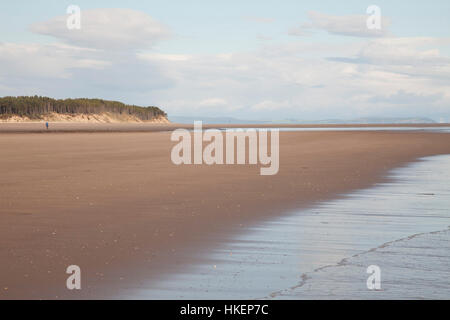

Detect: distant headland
0,96,169,123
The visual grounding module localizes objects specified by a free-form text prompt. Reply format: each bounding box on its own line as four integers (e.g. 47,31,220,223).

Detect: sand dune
0,113,169,124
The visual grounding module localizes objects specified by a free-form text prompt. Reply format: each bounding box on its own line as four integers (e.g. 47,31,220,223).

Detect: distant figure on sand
45,122,49,130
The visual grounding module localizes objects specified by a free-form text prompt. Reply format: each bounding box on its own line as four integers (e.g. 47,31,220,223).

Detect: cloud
2,35,450,120
30,8,170,50
137,52,191,62
243,16,275,24
357,37,450,62
369,90,443,105
0,9,174,101
143,39,450,120
198,98,228,108
0,42,109,79
0,41,173,100
358,38,450,68
2,9,450,121
251,100,290,111
289,11,390,38
328,37,450,80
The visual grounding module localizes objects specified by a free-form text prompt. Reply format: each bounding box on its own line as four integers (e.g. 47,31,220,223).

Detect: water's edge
126,155,450,299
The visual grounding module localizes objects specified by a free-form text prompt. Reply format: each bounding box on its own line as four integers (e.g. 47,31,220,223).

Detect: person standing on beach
45,122,49,130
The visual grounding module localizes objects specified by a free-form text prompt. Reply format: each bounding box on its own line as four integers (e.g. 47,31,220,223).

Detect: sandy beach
1,122,450,134
1,125,450,299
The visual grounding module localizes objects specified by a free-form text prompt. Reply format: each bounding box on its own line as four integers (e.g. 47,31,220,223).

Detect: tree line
0,96,167,121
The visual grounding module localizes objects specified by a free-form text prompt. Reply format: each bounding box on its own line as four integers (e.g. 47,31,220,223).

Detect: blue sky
1,1,449,121
3,0,450,51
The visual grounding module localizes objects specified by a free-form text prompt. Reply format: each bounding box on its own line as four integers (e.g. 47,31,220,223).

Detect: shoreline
134,154,450,299
118,154,450,299
0,122,449,134
1,130,450,299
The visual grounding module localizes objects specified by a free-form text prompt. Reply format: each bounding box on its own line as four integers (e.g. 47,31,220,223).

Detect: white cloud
0,42,109,79
251,100,290,111
0,41,173,100
369,90,443,104
358,38,450,68
30,8,170,50
329,37,450,81
145,38,450,119
243,16,275,24
0,9,173,100
137,52,191,62
289,11,391,38
3,34,449,120
199,98,228,107
2,8,450,121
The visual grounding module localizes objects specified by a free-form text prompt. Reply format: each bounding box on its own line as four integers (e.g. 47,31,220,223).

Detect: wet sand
1,122,449,134
283,228,450,300
146,155,448,300
0,125,450,299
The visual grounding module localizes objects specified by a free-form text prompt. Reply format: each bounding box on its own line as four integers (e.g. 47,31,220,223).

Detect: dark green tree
0,96,167,121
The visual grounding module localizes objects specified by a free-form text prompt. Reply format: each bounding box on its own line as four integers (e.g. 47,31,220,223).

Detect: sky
0,0,449,121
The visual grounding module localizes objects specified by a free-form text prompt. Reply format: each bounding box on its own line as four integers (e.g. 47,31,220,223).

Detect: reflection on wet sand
132,155,450,299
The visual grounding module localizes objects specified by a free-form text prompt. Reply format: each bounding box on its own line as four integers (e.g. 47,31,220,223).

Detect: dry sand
0,124,449,299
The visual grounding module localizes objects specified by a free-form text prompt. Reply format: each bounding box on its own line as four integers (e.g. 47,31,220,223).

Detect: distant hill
294,117,437,124
170,115,436,125
0,96,168,123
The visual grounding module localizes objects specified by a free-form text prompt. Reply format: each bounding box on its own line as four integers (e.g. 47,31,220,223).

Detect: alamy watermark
66,265,81,290
366,265,381,290
66,5,81,30
366,5,381,30
170,122,279,175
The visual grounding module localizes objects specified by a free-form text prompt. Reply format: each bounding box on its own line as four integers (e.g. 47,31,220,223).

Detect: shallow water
128,155,450,299
219,126,450,132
